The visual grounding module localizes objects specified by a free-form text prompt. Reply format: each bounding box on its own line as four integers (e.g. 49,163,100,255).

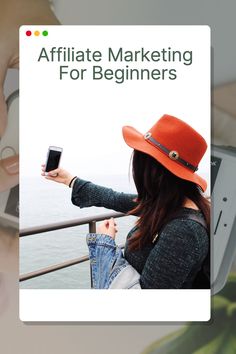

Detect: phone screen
45,149,62,172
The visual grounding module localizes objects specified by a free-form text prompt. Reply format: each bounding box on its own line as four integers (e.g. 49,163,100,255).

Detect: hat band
144,133,198,172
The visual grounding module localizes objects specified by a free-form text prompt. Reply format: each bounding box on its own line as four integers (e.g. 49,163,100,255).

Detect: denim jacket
86,233,140,289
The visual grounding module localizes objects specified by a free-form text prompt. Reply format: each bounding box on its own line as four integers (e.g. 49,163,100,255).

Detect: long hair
128,150,210,251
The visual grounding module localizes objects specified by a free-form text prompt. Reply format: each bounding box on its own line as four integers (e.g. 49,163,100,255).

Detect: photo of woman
42,114,210,289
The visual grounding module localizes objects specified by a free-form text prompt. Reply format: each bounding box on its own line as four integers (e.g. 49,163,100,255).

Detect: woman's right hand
41,164,74,186
97,218,118,239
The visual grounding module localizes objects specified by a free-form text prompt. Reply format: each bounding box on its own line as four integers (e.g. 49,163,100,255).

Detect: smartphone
211,145,236,294
45,146,63,173
0,90,19,228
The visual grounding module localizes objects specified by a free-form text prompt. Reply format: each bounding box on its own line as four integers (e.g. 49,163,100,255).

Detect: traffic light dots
25,30,48,37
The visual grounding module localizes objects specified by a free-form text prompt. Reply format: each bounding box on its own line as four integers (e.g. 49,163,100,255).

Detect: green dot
42,30,48,36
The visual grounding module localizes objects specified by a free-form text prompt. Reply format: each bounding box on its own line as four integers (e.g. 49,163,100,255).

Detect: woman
42,114,210,289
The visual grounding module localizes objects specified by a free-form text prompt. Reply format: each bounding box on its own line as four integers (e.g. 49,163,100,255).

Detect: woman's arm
138,220,209,289
72,178,137,214
42,166,137,214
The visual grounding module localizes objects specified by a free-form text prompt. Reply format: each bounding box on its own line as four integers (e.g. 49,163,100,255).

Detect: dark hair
128,150,210,251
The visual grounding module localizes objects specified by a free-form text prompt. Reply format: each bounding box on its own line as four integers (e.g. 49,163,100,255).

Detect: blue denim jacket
86,233,140,289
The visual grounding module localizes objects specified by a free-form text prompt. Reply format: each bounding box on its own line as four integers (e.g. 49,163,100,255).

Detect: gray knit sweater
71,178,210,289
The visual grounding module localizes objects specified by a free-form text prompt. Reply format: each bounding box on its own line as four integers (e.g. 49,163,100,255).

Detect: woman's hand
97,218,118,239
41,164,75,186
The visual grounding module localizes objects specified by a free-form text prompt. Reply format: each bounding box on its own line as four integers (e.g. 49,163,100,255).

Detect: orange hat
122,114,208,192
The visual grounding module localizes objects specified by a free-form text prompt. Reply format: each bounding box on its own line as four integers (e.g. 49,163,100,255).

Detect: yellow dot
34,31,40,36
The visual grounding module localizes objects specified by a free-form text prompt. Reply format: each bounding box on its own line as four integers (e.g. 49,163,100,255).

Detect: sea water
20,174,137,289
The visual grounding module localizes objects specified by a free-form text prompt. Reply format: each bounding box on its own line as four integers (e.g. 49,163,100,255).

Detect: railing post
89,220,96,233
88,220,96,288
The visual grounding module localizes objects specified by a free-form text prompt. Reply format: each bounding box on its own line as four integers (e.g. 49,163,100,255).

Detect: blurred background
0,1,236,354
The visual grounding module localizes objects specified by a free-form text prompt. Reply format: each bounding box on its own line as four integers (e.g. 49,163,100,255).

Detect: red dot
26,30,32,36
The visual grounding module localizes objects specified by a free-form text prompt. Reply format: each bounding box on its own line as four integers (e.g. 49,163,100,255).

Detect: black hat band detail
143,132,198,172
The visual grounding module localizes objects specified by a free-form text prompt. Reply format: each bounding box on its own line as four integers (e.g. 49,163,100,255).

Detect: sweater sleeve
139,219,209,289
71,178,137,214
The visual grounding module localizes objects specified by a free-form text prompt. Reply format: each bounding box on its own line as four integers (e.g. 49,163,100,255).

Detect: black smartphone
45,146,63,173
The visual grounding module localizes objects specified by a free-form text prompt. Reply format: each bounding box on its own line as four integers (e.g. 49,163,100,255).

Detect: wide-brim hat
122,114,207,192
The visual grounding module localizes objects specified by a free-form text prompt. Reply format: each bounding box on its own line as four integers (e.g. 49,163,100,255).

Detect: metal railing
19,211,126,284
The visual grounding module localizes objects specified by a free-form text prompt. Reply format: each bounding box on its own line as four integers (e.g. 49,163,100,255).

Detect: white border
20,289,211,322
20,25,211,323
